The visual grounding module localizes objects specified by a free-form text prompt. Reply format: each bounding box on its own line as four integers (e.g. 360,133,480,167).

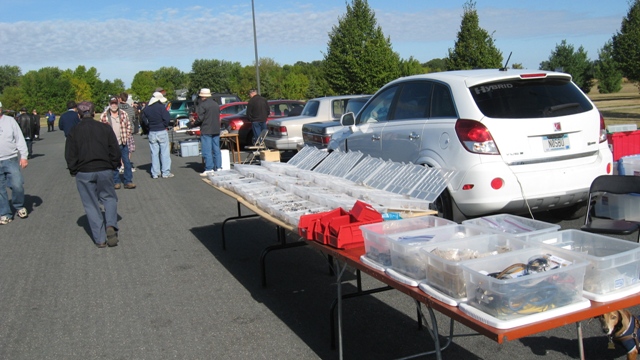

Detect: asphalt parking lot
0,128,636,359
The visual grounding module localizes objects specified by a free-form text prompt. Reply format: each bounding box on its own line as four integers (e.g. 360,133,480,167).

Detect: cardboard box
260,150,280,162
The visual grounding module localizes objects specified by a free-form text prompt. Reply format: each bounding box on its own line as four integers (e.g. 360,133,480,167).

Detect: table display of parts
357,213,640,329
208,145,453,230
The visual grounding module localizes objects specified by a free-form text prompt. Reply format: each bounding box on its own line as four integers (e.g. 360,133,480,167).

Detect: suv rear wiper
543,103,580,116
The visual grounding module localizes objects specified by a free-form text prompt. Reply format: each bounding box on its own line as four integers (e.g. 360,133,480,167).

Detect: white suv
330,69,613,221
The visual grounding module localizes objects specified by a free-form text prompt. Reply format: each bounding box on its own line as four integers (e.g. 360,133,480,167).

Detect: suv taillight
599,112,607,143
455,119,499,155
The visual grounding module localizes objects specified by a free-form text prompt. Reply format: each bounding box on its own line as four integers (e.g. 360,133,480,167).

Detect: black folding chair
581,175,640,242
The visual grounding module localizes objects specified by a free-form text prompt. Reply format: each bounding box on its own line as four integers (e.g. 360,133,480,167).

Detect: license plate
543,134,569,151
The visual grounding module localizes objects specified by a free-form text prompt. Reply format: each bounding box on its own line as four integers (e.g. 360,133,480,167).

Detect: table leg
221,201,259,250
259,226,307,287
576,322,585,360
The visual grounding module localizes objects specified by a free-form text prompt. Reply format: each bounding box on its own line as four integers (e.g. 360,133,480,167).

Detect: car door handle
371,134,381,141
409,132,421,140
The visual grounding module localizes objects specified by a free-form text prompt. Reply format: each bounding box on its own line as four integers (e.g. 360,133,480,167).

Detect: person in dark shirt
246,89,269,143
65,101,121,248
59,100,80,137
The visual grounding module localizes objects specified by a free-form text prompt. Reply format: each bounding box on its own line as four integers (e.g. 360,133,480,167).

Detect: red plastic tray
608,130,640,161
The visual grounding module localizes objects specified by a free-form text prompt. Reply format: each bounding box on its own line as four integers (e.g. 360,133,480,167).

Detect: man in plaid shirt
100,97,136,189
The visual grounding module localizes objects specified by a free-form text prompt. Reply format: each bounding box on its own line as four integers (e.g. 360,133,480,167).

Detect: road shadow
189,217,484,359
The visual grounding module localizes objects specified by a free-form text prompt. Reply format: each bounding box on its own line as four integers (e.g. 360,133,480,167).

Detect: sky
0,0,631,88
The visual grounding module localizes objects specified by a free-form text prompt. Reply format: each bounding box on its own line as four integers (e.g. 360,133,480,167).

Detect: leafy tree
511,63,524,69
131,71,157,103
612,0,640,87
189,59,242,97
0,85,24,112
154,67,188,101
595,40,623,94
446,1,503,70
323,0,400,94
399,56,425,77
422,58,447,73
539,40,594,93
21,67,74,114
0,65,22,95
280,72,309,100
93,79,125,110
289,61,332,98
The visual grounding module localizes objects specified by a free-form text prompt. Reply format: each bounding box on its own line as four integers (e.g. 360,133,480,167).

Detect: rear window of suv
470,77,593,119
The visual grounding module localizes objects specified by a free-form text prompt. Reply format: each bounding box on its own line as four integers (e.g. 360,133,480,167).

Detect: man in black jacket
65,101,122,248
246,88,269,143
17,108,35,159
194,88,221,176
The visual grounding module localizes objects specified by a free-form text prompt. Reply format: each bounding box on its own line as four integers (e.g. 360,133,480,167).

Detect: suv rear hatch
467,74,605,168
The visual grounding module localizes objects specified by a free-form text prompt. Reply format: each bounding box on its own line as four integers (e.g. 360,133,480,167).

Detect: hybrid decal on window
473,83,514,94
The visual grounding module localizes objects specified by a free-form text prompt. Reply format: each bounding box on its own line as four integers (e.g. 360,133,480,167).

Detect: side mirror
340,112,355,126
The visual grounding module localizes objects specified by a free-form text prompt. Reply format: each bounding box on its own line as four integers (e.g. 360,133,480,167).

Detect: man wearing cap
66,101,121,248
17,108,36,159
142,92,173,179
246,88,269,143
59,100,80,137
0,101,29,225
100,97,136,189
194,88,221,176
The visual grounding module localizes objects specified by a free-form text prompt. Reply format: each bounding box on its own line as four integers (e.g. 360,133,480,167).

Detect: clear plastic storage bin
461,247,587,321
359,216,456,268
462,214,560,240
528,229,640,300
421,234,531,301
386,224,498,285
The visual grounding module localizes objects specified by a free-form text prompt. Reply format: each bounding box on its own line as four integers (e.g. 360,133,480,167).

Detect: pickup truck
264,95,370,151
300,96,371,149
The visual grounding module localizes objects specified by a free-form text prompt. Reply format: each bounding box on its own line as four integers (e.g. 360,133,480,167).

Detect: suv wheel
434,188,454,221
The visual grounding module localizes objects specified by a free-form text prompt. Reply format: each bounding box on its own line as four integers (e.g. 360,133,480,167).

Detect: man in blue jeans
0,101,29,225
194,88,221,177
142,92,173,179
247,89,269,143
65,101,121,248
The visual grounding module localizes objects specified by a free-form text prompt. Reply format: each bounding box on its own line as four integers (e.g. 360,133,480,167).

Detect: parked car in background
219,101,247,119
170,93,241,121
330,69,613,221
265,95,370,151
301,95,371,149
220,100,305,147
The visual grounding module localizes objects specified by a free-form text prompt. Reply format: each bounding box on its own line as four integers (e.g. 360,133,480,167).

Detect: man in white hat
194,88,221,176
142,92,173,179
0,101,30,225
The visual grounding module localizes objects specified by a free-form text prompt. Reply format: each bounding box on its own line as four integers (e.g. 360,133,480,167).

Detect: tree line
1,0,639,115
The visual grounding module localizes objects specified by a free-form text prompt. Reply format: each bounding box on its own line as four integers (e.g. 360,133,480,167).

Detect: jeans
252,121,267,144
200,134,221,171
25,139,33,159
148,130,171,177
113,144,133,184
75,170,118,244
47,122,54,132
0,156,26,218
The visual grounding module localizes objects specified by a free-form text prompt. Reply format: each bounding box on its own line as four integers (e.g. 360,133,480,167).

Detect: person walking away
0,101,29,225
142,92,173,179
193,88,222,177
59,101,80,137
65,101,121,248
17,108,35,159
46,110,55,132
246,88,269,143
101,97,136,189
31,109,41,140
118,92,138,135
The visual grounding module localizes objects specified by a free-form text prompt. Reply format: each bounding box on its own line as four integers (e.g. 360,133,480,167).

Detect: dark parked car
169,93,242,121
221,100,305,147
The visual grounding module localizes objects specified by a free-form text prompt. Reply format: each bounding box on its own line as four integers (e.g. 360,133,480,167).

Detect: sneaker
152,175,159,179
131,168,137,172
106,226,118,247
0,216,12,225
162,173,175,179
200,170,214,177
124,183,137,189
114,183,122,190
95,242,107,248
119,167,124,174
17,208,28,219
